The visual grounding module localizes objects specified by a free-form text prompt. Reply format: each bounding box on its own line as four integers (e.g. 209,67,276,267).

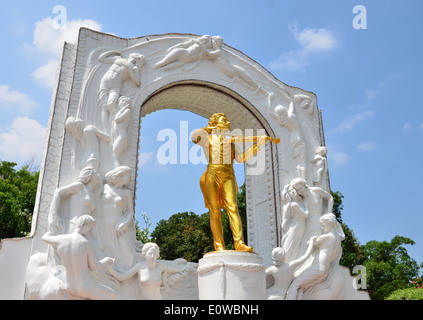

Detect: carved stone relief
17,30,367,300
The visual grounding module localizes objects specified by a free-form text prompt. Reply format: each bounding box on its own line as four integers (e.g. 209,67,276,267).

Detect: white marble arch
0,29,332,299
49,30,325,267
138,82,281,264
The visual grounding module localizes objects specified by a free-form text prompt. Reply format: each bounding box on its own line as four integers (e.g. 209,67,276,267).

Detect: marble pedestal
198,251,265,300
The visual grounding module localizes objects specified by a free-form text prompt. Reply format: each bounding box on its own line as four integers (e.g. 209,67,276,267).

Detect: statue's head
208,113,231,131
76,215,96,235
129,53,146,67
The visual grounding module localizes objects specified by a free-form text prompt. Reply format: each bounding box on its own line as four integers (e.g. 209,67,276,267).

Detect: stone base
198,251,265,300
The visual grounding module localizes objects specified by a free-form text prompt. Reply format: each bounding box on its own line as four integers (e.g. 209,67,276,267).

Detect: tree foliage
331,191,366,270
386,287,423,300
0,161,39,239
363,236,421,299
151,211,213,262
151,183,248,262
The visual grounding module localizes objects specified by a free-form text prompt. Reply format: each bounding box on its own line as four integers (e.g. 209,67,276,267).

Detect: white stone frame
40,29,325,261
0,30,329,298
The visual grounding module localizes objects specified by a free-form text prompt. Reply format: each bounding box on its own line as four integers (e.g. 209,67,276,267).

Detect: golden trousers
200,164,244,250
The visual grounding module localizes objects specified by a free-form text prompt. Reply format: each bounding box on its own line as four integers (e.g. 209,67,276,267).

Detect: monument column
197,251,265,300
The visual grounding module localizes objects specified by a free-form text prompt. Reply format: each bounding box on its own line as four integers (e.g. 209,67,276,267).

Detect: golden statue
191,113,280,252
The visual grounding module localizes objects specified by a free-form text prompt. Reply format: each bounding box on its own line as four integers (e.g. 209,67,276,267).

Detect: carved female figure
48,166,100,235
155,35,212,70
111,96,132,167
268,91,307,179
101,166,141,269
286,213,345,300
41,215,117,300
281,184,309,262
98,51,145,132
289,178,334,253
108,242,188,300
65,117,110,170
201,36,260,91
265,236,317,300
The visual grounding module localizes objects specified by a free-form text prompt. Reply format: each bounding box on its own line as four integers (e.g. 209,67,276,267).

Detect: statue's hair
76,215,96,229
320,213,345,240
142,242,160,257
104,166,132,185
65,117,84,139
76,166,99,184
208,113,227,127
290,177,307,188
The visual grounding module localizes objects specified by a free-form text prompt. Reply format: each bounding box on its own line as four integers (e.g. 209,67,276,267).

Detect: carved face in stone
142,243,160,264
287,185,300,201
129,53,145,67
290,178,307,197
118,96,131,109
320,213,336,233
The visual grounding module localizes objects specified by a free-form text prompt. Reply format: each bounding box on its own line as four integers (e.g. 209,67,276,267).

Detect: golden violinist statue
191,113,280,252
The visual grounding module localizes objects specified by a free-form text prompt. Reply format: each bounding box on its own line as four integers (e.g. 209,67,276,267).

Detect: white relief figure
108,242,188,300
268,91,307,179
286,213,345,300
41,215,118,300
265,236,317,300
288,178,334,254
294,94,314,116
201,36,263,92
48,166,100,235
111,96,132,167
311,146,328,186
155,35,213,71
101,166,142,270
281,184,309,262
98,50,145,132
65,117,110,170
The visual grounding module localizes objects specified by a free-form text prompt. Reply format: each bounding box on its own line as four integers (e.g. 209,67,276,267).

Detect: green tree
331,191,365,270
363,235,421,299
151,183,248,261
135,212,153,244
0,161,39,239
151,211,214,262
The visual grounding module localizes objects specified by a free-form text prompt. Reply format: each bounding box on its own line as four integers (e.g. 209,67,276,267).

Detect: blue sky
0,1,422,265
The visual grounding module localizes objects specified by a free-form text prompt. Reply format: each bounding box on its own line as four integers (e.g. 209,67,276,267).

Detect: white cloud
357,141,376,152
403,122,411,132
365,73,401,101
331,110,374,133
0,84,37,114
0,117,47,165
297,27,337,54
420,122,423,130
31,60,59,89
30,17,102,89
32,17,102,57
270,22,338,72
